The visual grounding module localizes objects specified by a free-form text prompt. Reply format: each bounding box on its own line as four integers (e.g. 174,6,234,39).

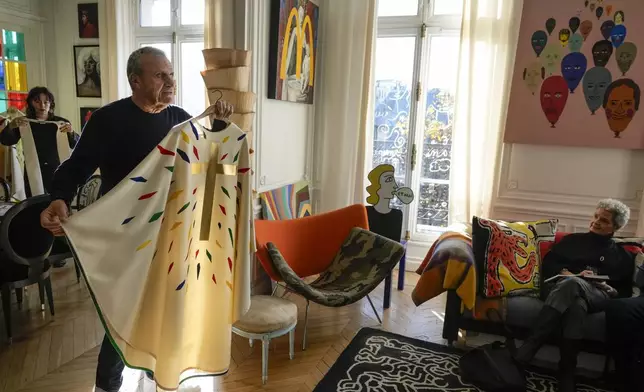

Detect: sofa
428,230,643,356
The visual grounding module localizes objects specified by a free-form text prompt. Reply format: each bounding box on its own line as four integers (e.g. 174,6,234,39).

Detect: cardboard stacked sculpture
201,49,256,146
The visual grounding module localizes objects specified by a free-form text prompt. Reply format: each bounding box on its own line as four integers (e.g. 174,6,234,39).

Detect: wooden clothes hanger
192,89,228,133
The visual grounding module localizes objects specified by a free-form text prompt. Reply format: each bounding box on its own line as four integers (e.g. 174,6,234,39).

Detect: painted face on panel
540,75,569,127
531,31,548,57
610,25,627,48
600,20,614,40
561,52,587,93
592,40,613,67
614,11,624,25
559,29,571,47
568,34,583,52
377,171,397,200
523,61,544,95
603,80,641,137
616,42,638,76
541,44,562,76
582,66,612,114
580,20,593,41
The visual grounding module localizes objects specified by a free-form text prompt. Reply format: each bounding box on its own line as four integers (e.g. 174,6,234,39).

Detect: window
136,0,205,117
0,29,28,113
371,0,462,241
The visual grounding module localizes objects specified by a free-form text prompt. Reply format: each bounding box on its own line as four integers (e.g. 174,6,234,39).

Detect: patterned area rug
314,327,614,392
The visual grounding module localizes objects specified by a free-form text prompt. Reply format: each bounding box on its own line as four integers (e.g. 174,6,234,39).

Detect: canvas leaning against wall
504,0,642,149
268,0,319,105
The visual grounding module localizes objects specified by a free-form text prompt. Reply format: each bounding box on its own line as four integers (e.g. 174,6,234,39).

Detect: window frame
134,0,205,114
374,0,462,242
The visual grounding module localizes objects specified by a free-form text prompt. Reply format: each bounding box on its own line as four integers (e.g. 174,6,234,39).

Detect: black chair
0,177,10,202
0,194,55,343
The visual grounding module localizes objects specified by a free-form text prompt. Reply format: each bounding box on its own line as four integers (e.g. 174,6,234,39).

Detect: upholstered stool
232,295,298,384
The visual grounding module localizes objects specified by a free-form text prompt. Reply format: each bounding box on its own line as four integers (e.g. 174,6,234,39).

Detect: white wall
492,143,644,236
249,0,314,193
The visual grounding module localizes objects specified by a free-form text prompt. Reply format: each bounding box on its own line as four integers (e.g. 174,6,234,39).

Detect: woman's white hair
597,198,630,230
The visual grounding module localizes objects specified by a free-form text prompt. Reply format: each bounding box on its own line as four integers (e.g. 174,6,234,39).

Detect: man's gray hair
126,47,168,85
597,198,630,230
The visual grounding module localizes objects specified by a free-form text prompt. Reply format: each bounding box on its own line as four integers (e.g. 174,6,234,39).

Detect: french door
372,0,462,244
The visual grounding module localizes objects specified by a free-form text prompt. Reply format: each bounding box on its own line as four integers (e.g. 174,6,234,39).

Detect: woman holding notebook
512,199,635,392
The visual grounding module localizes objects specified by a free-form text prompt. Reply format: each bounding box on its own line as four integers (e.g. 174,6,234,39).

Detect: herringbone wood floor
0,263,448,392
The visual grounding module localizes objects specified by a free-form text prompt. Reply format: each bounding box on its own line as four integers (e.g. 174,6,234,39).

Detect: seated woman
1,86,78,196
513,199,635,392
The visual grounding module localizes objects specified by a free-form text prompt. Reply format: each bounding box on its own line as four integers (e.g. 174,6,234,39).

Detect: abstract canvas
504,0,643,149
268,0,319,104
259,181,311,220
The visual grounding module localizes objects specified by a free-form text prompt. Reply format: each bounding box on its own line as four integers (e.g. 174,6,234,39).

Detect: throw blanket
412,228,477,310
62,117,253,390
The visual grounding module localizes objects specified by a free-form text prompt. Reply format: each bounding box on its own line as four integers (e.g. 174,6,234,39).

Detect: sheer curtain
448,0,524,224
313,0,377,213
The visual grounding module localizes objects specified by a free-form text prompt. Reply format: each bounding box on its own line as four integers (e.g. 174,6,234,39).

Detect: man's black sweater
50,98,191,203
542,232,635,298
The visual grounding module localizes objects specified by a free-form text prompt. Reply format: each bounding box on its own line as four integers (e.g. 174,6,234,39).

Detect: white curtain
103,0,135,101
448,0,524,224
313,0,377,213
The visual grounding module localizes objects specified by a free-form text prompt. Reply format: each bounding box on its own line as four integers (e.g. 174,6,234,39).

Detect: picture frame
73,45,101,98
268,0,319,104
80,107,99,131
78,3,99,39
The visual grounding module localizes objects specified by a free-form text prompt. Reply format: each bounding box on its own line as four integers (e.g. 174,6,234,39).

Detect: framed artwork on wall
504,1,643,149
80,107,98,131
73,45,101,98
78,3,99,39
268,0,319,104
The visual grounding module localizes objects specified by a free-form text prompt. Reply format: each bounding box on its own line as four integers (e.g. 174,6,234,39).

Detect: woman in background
1,86,78,195
0,87,78,268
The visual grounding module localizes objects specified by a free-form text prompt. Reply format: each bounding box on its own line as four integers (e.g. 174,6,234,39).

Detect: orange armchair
255,204,369,281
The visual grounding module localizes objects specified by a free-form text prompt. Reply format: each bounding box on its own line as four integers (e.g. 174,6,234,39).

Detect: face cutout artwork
592,40,613,66
589,0,597,12
531,31,548,57
523,61,545,95
603,79,641,138
583,66,612,114
541,44,562,76
546,18,556,35
540,75,569,128
610,25,627,48
596,6,604,20
569,17,580,34
614,10,625,25
568,33,583,52
600,21,615,40
561,52,587,93
606,5,613,17
366,164,414,214
559,29,571,47
615,42,638,76
580,20,593,41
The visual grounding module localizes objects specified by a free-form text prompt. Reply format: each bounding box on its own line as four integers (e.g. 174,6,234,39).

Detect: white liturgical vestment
62,118,253,390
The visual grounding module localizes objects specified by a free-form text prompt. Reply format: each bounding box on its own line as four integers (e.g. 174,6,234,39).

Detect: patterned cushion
472,217,557,298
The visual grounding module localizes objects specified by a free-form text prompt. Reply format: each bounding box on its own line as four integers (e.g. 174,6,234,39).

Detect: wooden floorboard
0,263,448,392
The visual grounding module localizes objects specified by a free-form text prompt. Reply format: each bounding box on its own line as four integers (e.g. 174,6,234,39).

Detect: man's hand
580,270,595,277
59,123,73,133
9,117,28,129
211,100,234,121
560,269,574,276
595,281,618,297
40,200,69,236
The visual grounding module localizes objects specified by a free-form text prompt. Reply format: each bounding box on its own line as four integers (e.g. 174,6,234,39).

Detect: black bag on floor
459,340,526,392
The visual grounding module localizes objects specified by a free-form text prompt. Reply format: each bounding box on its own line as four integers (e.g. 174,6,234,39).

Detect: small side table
232,295,298,384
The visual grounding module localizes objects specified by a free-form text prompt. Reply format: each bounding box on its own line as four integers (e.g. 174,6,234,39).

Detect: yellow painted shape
136,240,152,251
181,131,190,144
279,8,315,86
167,190,183,203
226,281,233,291
170,222,183,231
